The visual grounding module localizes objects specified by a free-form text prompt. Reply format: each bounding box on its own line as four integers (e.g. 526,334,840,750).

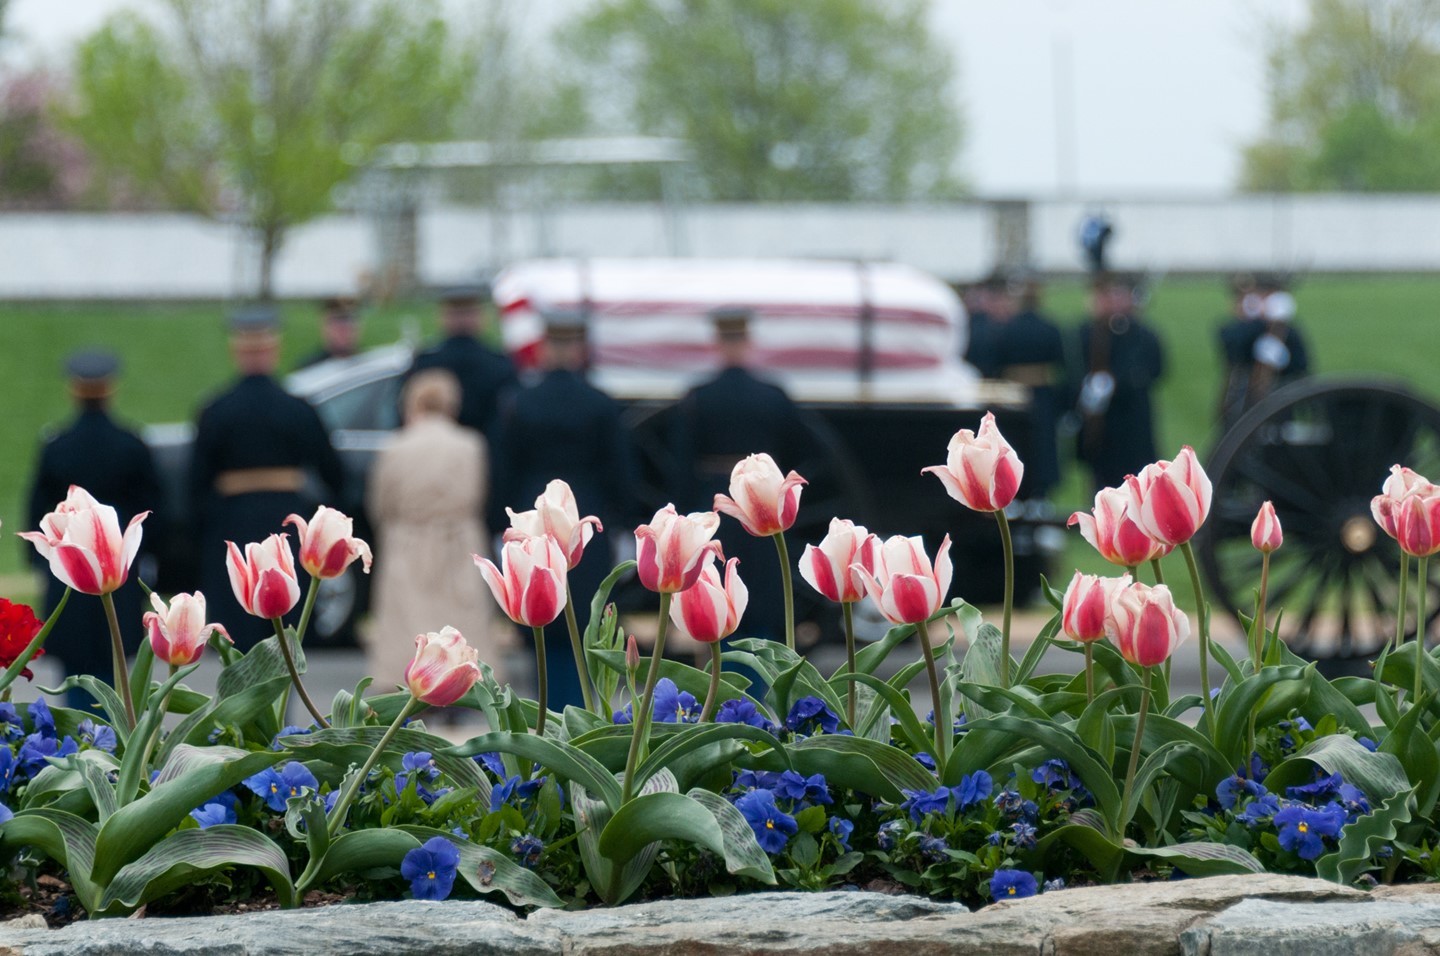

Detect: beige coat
365,415,508,690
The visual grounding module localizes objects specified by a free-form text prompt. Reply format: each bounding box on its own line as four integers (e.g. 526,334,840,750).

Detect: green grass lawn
2,275,1438,606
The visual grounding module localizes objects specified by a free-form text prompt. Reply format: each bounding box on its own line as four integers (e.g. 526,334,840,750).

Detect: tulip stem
842,601,858,727
1121,665,1153,829
1084,642,1094,704
916,617,948,767
0,588,69,698
699,641,724,723
1179,541,1216,743
562,592,598,713
271,617,329,729
1150,559,1170,687
1397,552,1411,656
996,510,1015,688
100,592,137,730
1252,550,1271,673
322,695,418,841
1416,556,1430,705
622,592,672,803
295,576,320,645
532,625,549,737
773,532,796,652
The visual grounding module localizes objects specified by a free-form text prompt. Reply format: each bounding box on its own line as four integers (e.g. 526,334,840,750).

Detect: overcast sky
3,0,1309,197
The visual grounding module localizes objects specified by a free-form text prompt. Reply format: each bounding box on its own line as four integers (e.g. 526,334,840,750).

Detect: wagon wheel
1196,378,1440,673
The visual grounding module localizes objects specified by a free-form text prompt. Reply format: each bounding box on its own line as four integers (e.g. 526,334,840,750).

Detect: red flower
0,599,44,680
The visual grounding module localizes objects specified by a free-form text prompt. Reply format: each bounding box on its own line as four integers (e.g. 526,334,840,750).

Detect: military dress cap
1091,270,1143,292
708,305,754,338
321,296,358,320
229,304,281,334
438,282,492,306
65,349,120,398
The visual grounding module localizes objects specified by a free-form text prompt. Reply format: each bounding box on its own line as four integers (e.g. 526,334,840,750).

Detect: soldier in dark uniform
1072,272,1166,492
294,297,362,371
1216,275,1310,429
489,311,636,710
189,308,344,648
991,274,1066,498
408,284,518,437
26,350,163,702
962,272,1006,377
672,307,808,644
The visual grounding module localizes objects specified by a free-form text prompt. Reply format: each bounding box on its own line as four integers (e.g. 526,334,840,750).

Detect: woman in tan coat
365,369,508,688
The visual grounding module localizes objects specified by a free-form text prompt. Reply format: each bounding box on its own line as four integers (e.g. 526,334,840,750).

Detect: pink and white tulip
1109,582,1190,668
1372,465,1433,540
713,453,807,537
1395,489,1440,559
404,626,482,706
798,518,878,604
921,412,1024,513
670,554,748,643
1125,447,1213,546
144,591,230,667
1251,501,1283,554
1061,571,1129,643
1068,486,1169,567
634,505,723,594
505,479,603,570
226,534,301,619
19,485,149,596
474,534,568,628
850,534,953,625
284,506,372,580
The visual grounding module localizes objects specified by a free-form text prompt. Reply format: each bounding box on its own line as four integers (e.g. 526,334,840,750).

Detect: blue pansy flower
1238,792,1281,826
1217,774,1266,810
735,789,798,854
1286,771,1343,801
474,751,508,779
244,762,319,812
1032,759,1086,795
1010,821,1038,849
994,788,1025,815
489,774,546,813
191,790,239,829
17,733,77,777
324,790,342,815
914,752,937,771
489,775,519,811
828,816,854,851
900,786,951,823
733,769,784,792
1274,803,1345,860
75,720,114,753
1358,737,1378,753
715,698,778,733
954,770,994,809
653,679,700,724
919,834,949,862
0,747,14,793
0,801,12,825
786,697,840,736
1337,783,1370,821
773,771,832,807
876,819,905,851
400,837,461,901
0,702,23,741
272,725,313,751
991,869,1038,900
27,699,54,738
511,833,544,868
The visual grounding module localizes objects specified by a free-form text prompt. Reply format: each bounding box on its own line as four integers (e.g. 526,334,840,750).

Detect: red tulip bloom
475,534,568,627
670,554,748,643
798,518,878,604
1395,490,1440,558
1251,501,1283,554
226,534,302,619
1062,571,1129,643
1109,582,1190,668
405,626,482,707
714,453,807,537
0,599,44,680
850,534,953,626
1126,447,1213,546
505,479,603,570
634,505,722,594
1372,465,1433,541
922,411,1024,513
1068,486,1169,567
285,506,372,580
144,591,230,667
19,485,149,596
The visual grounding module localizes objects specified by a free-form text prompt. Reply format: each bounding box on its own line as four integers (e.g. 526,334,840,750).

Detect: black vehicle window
315,374,403,432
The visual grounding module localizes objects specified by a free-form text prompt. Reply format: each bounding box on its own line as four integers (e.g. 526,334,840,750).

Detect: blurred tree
0,70,92,210
1243,0,1440,191
561,0,963,201
67,0,473,298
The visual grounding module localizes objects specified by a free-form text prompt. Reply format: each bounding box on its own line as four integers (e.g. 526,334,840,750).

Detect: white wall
3,195,1440,298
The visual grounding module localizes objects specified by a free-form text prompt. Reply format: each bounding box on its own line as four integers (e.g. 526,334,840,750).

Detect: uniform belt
1001,363,1056,388
215,467,305,496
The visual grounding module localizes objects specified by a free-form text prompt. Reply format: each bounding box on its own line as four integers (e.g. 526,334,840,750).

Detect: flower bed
0,416,1436,921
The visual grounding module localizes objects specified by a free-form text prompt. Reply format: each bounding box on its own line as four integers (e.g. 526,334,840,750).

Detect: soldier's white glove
1078,371,1115,416
1253,334,1290,370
